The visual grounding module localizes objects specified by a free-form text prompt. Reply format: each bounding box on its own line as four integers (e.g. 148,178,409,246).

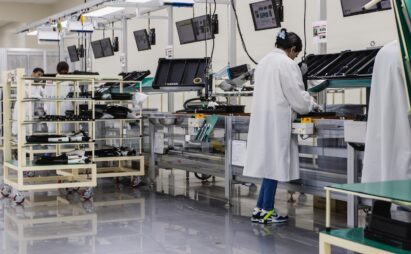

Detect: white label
313,20,327,44
232,140,247,167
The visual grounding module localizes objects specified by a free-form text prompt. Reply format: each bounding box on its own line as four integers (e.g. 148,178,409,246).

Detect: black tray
152,58,210,89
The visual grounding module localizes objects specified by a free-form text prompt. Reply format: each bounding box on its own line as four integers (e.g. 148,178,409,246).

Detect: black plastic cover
152,58,210,88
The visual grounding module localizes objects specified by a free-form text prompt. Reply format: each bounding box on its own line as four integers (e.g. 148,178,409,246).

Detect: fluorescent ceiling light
84,7,124,17
126,0,152,2
27,30,38,36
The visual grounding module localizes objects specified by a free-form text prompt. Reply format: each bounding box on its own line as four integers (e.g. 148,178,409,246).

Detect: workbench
320,180,411,254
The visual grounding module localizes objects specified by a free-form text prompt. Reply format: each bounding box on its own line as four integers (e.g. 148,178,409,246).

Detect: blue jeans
256,178,278,211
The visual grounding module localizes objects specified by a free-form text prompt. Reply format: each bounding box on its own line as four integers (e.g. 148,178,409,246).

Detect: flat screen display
100,38,114,57
67,45,79,62
91,40,104,59
133,29,151,51
341,0,391,17
192,15,214,41
176,19,196,44
250,0,280,31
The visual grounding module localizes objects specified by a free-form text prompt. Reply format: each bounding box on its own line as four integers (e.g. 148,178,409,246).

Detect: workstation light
83,6,125,17
126,0,194,6
27,30,38,36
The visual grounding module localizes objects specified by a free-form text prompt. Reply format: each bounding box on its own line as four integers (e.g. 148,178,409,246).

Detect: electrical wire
230,0,258,65
210,0,217,61
303,0,307,60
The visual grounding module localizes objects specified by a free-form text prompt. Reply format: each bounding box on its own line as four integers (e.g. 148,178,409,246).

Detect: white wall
86,0,398,112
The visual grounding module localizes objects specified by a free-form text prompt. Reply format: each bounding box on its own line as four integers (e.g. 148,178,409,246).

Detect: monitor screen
341,0,391,17
133,29,151,51
176,19,197,45
91,40,104,59
250,0,281,31
100,38,114,57
192,15,214,41
67,45,79,62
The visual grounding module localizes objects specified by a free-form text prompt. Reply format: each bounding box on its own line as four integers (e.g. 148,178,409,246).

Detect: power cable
230,0,258,65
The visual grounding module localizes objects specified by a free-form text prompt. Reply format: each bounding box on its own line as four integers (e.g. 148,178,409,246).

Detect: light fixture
27,30,38,36
83,6,125,17
125,0,152,2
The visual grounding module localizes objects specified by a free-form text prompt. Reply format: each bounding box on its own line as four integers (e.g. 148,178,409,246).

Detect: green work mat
330,180,411,203
322,228,411,253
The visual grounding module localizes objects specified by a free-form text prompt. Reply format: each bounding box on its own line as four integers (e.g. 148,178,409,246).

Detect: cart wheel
132,177,143,188
82,200,95,213
249,183,258,193
25,171,35,177
194,173,212,181
82,188,94,200
1,185,12,198
14,193,25,205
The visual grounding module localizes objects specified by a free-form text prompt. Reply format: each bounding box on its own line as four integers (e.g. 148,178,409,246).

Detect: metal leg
319,234,331,254
149,122,156,186
326,189,331,231
225,116,233,207
347,144,359,227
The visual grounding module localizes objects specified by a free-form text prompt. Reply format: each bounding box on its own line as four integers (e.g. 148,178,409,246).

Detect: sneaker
250,208,262,223
258,209,288,224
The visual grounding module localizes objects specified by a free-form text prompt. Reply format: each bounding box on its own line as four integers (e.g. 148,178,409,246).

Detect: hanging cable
210,0,217,61
230,0,258,65
303,0,307,60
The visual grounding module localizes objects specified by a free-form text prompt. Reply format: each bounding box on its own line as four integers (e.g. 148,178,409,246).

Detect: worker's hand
312,103,324,112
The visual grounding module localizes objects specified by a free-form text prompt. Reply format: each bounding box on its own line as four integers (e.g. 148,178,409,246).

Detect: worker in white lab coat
362,41,411,183
12,68,46,135
46,61,74,133
244,29,318,224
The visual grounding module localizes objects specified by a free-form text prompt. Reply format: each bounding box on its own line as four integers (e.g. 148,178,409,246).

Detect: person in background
243,28,319,224
46,61,73,133
362,41,411,183
12,67,45,135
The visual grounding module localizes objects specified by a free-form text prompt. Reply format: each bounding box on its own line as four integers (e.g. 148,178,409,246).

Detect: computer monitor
91,40,104,59
133,29,151,51
176,19,196,45
100,38,114,57
250,0,281,31
67,45,79,62
192,15,214,41
341,0,391,17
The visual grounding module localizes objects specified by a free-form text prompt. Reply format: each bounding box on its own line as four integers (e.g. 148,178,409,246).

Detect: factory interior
0,0,410,253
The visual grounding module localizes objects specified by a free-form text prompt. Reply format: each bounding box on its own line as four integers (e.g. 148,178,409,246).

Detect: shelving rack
2,69,97,193
1,69,145,200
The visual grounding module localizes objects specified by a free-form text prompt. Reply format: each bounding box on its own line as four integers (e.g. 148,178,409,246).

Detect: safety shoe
258,209,288,224
250,208,262,223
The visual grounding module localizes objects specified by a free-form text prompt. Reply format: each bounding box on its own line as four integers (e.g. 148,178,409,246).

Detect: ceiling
0,0,60,4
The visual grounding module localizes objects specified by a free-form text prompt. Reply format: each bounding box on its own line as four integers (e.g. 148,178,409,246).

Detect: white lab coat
243,49,316,182
362,41,411,182
12,83,46,135
45,81,73,133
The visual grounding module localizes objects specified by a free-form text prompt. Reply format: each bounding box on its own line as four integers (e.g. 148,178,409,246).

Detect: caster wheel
82,200,95,213
14,193,25,205
132,177,143,188
1,185,12,198
25,171,35,177
194,173,212,181
82,188,94,200
249,183,258,193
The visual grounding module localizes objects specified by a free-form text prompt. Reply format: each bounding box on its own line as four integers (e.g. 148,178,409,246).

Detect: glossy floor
0,170,348,254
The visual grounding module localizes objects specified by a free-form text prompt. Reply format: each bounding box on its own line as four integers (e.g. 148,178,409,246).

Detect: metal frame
2,70,145,193
320,185,410,254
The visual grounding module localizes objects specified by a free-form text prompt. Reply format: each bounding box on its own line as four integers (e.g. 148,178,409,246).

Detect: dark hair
56,61,69,74
32,67,44,74
275,28,303,52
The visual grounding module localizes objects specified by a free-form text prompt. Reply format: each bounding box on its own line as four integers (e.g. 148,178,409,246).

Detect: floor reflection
0,170,348,254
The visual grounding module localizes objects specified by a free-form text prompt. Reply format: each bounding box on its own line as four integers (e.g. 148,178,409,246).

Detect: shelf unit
2,69,97,192
2,69,145,194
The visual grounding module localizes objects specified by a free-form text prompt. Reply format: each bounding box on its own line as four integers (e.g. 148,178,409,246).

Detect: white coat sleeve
280,62,316,115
